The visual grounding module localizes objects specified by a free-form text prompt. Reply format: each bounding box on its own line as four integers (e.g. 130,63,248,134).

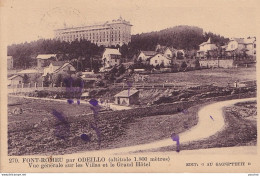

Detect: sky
2,0,258,45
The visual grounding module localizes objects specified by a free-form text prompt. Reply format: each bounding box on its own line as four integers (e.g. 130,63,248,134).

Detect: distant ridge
131,25,229,51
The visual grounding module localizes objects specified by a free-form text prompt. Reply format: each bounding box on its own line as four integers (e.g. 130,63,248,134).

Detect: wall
199,59,234,68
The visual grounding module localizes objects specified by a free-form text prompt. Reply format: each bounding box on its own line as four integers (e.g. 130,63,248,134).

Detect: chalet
137,51,158,62
102,48,121,68
36,54,57,68
197,38,217,59
7,56,14,70
8,75,23,86
114,89,139,106
149,53,171,67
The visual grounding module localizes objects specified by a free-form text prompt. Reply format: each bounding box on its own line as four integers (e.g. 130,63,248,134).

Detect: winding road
72,97,256,155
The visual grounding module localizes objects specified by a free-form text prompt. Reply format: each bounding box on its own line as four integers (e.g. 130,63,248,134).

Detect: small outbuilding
114,89,139,106
8,75,23,86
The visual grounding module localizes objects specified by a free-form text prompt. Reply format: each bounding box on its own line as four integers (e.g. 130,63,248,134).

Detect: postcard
0,0,259,173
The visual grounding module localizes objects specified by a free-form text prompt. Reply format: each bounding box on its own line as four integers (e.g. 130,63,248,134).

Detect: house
163,47,177,58
43,61,66,76
197,38,217,59
155,44,167,53
8,75,23,86
7,56,14,70
155,44,184,59
149,53,172,67
44,61,76,76
36,54,57,68
102,48,121,68
137,51,158,62
225,37,256,58
114,89,139,106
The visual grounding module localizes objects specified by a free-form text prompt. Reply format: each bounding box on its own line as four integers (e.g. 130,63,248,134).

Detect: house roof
7,56,13,60
141,50,158,56
243,38,256,44
199,38,211,46
50,61,66,67
231,38,245,44
103,48,121,55
114,89,139,98
221,45,228,49
8,74,23,80
17,69,39,74
36,54,57,59
147,53,171,61
53,63,75,73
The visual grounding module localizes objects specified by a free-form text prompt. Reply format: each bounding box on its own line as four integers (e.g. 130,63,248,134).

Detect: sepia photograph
0,0,259,173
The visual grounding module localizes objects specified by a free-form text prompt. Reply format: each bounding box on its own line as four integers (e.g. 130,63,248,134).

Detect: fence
8,83,83,94
112,82,201,89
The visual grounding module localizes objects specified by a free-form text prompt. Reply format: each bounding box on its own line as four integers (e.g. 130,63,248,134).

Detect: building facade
102,48,122,68
197,38,217,59
225,37,256,58
36,54,57,68
54,17,132,47
137,51,158,62
149,53,171,67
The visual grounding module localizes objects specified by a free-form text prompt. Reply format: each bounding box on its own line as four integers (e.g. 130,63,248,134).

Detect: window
254,44,256,48
115,59,117,62
155,60,157,63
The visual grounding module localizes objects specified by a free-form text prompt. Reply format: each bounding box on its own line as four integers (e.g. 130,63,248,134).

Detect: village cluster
7,17,256,107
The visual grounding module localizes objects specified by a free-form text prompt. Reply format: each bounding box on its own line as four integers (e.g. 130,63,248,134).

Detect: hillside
130,25,229,51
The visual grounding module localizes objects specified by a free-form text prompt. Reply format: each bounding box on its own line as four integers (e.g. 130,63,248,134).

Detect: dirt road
70,97,256,155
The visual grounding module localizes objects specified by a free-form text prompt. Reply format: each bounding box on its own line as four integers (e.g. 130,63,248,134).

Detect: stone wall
199,59,234,68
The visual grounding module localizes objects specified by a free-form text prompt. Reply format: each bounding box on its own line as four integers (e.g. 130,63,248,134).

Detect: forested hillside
130,25,229,51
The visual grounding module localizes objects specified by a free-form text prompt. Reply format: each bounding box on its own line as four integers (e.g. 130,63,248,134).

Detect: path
71,97,256,155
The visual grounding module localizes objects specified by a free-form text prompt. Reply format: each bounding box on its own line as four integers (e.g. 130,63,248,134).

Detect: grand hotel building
54,17,132,47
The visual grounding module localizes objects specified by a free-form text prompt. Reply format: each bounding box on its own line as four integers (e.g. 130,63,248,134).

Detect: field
8,96,199,155
8,67,257,155
146,67,256,87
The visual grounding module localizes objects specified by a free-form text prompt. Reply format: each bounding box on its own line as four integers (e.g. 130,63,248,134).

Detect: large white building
54,17,132,47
